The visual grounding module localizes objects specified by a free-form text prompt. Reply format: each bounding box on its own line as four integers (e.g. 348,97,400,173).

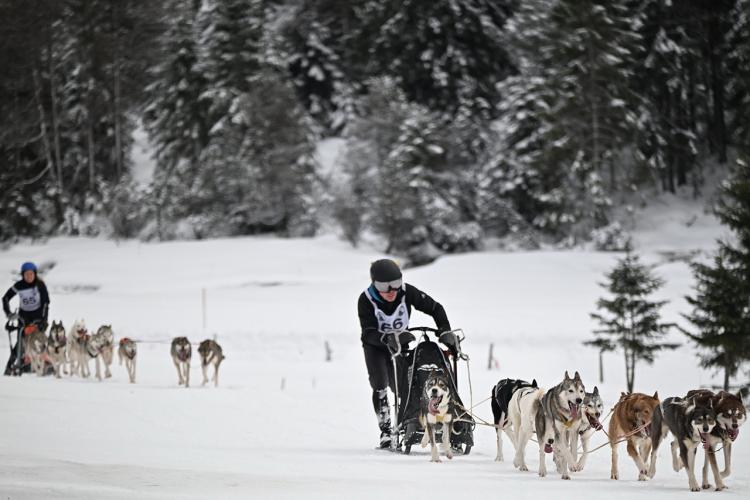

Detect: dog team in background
491,372,746,491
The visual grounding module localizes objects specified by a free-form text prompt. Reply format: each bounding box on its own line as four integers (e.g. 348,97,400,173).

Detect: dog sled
386,326,475,455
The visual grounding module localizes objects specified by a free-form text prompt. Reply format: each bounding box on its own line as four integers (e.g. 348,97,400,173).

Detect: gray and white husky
171,337,192,388
650,395,718,491
554,386,603,472
535,371,586,479
46,321,67,378
91,325,115,381
198,339,224,387
117,337,137,384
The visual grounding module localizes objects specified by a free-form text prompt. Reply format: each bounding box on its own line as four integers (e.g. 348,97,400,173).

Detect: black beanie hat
370,259,402,282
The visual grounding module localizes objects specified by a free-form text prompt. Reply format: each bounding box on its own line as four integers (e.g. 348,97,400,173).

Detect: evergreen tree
369,0,516,118
488,0,642,240
682,249,750,390
585,246,678,392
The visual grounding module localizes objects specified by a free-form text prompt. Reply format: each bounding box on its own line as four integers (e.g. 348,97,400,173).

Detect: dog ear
737,390,744,403
593,386,599,395
531,379,538,388
652,391,658,400
574,371,581,381
564,370,570,380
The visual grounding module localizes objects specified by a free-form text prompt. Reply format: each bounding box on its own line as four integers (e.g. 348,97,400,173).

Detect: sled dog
170,337,191,388
91,325,114,381
650,394,717,491
564,386,603,472
198,339,224,387
491,378,538,462
419,372,455,462
22,323,47,376
46,320,67,378
118,337,137,384
687,389,745,483
68,319,90,377
507,382,546,472
609,391,660,481
535,371,586,479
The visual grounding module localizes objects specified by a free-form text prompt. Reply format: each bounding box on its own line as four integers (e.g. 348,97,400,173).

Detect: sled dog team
482,371,746,491
18,319,224,387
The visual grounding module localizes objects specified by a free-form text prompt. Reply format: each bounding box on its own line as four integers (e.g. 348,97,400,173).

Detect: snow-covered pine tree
196,0,263,133
682,148,750,390
488,0,641,241
369,0,515,118
585,246,678,392
726,0,750,148
143,0,210,238
682,249,749,390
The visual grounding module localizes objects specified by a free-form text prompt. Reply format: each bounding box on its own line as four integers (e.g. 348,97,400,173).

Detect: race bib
16,287,41,312
365,288,409,333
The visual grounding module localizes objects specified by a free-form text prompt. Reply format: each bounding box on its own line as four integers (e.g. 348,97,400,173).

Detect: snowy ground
1,195,747,499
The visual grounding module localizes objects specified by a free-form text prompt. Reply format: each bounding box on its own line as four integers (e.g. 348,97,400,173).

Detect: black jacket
2,279,50,321
358,283,450,347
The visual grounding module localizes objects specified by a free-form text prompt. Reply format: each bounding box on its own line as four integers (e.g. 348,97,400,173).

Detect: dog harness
364,288,409,333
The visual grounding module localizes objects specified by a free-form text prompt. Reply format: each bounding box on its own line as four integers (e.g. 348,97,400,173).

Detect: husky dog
650,394,717,491
609,391,659,481
198,339,224,387
535,371,586,479
46,321,67,378
570,386,603,471
491,378,538,462
117,337,137,384
507,382,546,472
418,372,455,462
688,389,746,482
90,325,114,381
170,337,191,388
22,323,47,376
68,319,90,377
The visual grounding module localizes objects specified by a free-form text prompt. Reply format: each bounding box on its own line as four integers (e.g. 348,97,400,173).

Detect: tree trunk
87,78,96,192
112,6,123,180
48,34,64,200
31,67,58,209
708,9,727,164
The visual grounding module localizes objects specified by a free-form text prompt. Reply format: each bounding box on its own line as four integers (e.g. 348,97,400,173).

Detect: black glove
438,331,458,354
383,332,399,353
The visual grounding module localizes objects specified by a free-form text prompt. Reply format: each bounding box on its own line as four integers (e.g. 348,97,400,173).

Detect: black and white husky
419,373,455,462
650,395,718,491
535,371,586,479
170,337,192,388
46,321,67,378
491,378,539,462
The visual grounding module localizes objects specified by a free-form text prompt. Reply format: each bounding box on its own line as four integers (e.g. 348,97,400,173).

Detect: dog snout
547,438,554,444
576,398,582,404
595,412,601,418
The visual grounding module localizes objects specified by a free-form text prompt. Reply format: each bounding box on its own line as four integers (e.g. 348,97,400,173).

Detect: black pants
363,344,396,432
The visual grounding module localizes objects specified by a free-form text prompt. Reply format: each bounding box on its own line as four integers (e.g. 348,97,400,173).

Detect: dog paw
495,455,504,462
715,485,726,492
561,474,571,480
538,470,546,478
431,458,442,463
638,474,648,482
569,463,582,473
720,470,730,479
702,483,711,490
689,481,701,492
446,452,453,460
611,473,619,480
519,464,528,472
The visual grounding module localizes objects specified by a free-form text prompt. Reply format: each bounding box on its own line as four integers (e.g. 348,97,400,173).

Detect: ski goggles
373,279,403,293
